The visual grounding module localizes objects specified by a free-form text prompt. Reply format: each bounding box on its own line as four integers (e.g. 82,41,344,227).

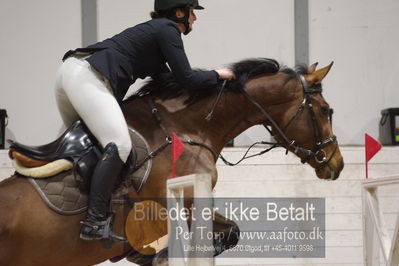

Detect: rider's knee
114,140,132,163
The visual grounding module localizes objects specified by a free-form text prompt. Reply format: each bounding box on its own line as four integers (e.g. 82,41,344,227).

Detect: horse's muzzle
315,158,344,180
332,159,345,180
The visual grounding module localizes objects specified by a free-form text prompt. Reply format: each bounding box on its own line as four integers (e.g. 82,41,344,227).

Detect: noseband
238,74,338,169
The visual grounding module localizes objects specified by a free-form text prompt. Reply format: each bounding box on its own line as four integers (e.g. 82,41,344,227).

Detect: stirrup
100,214,128,249
80,213,127,248
80,220,107,240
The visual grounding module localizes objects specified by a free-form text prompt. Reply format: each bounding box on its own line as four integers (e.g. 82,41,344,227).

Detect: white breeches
54,56,132,162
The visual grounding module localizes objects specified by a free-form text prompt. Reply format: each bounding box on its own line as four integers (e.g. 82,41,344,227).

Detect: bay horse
0,58,344,266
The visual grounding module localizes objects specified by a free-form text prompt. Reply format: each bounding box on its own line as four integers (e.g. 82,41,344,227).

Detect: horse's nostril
339,160,345,172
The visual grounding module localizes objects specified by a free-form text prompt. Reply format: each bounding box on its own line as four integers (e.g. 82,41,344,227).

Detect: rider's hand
215,68,236,80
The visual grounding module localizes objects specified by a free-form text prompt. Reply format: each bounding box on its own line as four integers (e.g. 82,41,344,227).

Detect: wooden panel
0,169,14,180
215,246,364,265
214,179,399,198
217,164,399,181
0,151,11,166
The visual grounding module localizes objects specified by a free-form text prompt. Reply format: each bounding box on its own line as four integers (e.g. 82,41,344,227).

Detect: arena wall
0,0,81,144
1,0,398,146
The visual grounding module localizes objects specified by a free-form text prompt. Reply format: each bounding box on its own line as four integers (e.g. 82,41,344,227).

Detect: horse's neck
173,74,301,154
123,74,300,156
216,77,299,149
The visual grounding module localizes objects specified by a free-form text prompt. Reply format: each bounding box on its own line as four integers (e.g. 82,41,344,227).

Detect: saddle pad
126,127,152,193
28,171,88,215
13,158,73,178
27,127,152,215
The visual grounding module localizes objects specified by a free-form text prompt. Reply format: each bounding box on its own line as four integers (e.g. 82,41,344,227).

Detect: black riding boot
80,142,124,241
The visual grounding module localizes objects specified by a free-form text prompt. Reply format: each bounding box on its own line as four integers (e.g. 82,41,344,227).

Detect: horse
0,58,344,266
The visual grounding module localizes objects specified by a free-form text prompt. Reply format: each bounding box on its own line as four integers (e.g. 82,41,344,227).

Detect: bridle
135,74,338,173
295,75,338,168
236,74,338,170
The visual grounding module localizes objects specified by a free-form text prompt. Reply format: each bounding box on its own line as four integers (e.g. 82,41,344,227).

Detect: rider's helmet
154,0,204,12
154,0,204,35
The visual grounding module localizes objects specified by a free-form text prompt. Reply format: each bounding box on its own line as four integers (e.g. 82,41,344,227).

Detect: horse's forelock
295,65,309,75
280,64,310,83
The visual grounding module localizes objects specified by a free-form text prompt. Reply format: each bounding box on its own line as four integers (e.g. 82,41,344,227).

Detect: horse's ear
305,61,334,85
307,62,319,74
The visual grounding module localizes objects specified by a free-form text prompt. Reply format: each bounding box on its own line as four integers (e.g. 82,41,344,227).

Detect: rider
55,0,235,241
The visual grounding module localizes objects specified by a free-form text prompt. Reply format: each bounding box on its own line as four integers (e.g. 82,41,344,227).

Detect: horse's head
271,62,344,180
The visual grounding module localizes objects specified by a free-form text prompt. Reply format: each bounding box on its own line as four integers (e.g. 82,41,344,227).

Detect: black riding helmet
155,0,204,12
154,0,204,35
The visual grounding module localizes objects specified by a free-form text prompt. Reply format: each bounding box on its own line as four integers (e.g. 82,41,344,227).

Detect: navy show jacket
63,18,218,103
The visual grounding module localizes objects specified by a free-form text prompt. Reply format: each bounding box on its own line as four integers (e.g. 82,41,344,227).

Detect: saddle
10,120,96,162
8,120,153,215
9,120,137,187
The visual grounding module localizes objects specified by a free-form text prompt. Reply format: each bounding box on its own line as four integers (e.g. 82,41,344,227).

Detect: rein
135,73,337,172
219,74,337,169
132,97,219,171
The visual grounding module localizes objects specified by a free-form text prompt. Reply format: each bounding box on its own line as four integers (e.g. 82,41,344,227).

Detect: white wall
309,0,399,144
0,0,398,146
0,0,81,145
97,0,294,68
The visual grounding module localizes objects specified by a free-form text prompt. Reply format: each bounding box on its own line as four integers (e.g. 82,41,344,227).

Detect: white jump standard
167,174,215,266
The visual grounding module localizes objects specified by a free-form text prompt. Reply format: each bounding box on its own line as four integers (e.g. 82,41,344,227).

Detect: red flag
365,133,382,178
171,133,185,178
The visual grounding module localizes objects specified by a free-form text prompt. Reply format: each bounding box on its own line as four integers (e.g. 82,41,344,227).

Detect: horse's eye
321,106,330,116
